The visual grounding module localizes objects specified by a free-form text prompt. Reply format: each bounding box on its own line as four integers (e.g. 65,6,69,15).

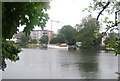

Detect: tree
50,34,65,44
59,25,78,45
1,2,50,71
39,36,48,44
104,32,116,46
30,39,38,44
20,34,31,43
76,16,100,49
2,2,49,39
85,0,120,78
84,0,120,54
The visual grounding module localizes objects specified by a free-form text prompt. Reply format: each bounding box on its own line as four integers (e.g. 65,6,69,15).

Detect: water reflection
78,50,99,72
76,62,98,72
58,49,99,79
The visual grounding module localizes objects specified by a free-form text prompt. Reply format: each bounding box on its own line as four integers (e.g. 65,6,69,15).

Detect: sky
19,0,119,33
33,0,94,33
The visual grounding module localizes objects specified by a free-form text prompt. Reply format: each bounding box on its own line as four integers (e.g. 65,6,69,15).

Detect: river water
2,48,118,79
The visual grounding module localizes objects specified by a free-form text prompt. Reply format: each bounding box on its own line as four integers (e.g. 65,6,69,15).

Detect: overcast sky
19,0,118,33
34,0,94,33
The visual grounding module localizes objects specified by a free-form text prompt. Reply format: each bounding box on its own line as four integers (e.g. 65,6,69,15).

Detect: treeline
50,16,101,49
50,16,116,49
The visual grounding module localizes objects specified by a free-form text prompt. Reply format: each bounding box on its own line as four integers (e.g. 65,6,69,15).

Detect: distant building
30,30,49,40
30,30,54,43
10,30,53,43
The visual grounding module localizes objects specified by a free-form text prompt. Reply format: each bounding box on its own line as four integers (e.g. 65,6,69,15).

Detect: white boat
47,44,68,49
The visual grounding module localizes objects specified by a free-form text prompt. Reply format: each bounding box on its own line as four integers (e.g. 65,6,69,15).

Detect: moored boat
47,44,68,49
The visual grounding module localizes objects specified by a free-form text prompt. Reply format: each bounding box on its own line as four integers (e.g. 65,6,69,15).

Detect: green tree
30,39,38,44
1,2,50,71
59,25,78,45
50,34,65,44
104,32,116,46
2,2,49,39
20,34,31,43
85,0,120,78
76,16,100,49
104,32,120,55
84,0,120,55
39,36,48,44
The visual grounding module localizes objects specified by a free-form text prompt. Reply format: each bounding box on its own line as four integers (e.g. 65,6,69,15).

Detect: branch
101,21,120,37
97,2,110,20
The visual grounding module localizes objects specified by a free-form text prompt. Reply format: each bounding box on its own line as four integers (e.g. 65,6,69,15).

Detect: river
2,48,118,79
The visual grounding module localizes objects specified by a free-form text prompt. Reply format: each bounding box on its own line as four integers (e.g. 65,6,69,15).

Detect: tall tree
1,2,50,71
2,2,49,39
59,25,78,45
84,0,120,54
76,16,100,49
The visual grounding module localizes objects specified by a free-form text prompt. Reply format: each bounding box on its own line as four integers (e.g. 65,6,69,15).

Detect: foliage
39,36,48,44
16,42,28,48
84,0,120,54
59,25,78,45
104,32,116,47
76,16,101,49
30,39,38,44
113,38,120,55
26,44,47,48
105,34,120,55
1,40,22,71
103,32,120,55
2,2,49,39
50,34,65,44
50,25,77,44
1,2,50,71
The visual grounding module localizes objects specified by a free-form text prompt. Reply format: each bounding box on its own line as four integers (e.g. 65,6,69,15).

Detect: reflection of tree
77,62,98,72
58,49,100,79
77,49,99,79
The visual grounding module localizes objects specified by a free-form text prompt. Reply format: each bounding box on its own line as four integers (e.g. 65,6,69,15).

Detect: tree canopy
76,16,101,49
2,2,49,39
84,0,120,54
50,25,78,45
1,2,50,71
84,0,120,32
50,33,65,44
59,25,78,45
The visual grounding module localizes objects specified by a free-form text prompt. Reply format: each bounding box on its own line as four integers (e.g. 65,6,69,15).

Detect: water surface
2,48,118,79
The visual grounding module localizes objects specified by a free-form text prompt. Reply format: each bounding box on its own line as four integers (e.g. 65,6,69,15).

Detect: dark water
2,48,118,79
